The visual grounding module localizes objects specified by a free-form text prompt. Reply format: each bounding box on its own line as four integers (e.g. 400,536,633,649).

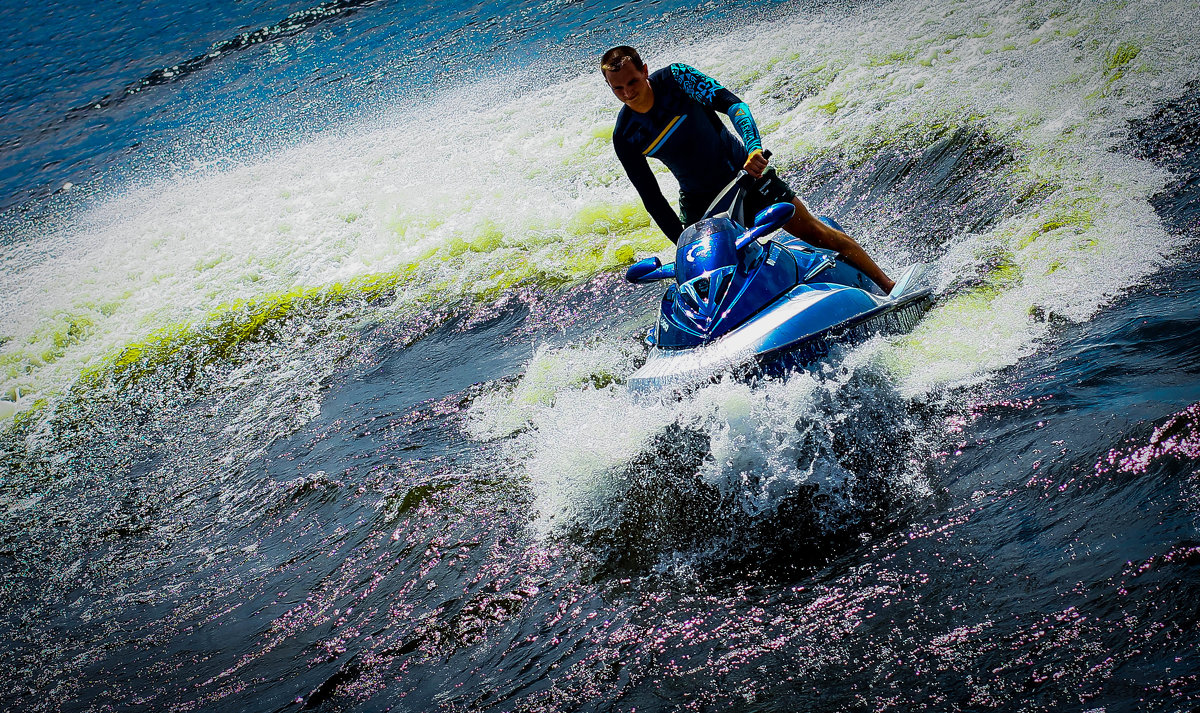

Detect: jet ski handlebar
734,201,795,250
625,149,796,284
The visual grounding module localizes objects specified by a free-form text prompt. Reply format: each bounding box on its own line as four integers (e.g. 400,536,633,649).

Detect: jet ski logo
685,242,711,263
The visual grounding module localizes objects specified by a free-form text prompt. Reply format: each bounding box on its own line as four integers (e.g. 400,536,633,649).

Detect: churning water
2,0,1198,710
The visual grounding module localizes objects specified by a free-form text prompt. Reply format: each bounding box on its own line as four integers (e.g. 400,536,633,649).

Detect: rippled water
2,0,1198,710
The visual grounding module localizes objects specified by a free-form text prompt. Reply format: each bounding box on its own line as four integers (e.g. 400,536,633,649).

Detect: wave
66,0,384,119
467,341,939,577
3,0,1198,435
463,0,1200,570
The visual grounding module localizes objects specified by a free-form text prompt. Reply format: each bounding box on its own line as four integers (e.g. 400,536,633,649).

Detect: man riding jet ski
603,45,928,390
601,44,895,294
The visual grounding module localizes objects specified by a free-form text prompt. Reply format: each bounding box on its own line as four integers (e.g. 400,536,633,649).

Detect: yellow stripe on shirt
643,115,684,156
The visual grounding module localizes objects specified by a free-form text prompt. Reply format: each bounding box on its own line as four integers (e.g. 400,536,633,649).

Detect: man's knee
786,209,843,250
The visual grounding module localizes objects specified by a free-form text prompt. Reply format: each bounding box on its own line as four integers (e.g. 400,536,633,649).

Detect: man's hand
743,149,768,178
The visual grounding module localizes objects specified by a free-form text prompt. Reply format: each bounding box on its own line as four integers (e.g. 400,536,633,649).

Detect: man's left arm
668,63,764,159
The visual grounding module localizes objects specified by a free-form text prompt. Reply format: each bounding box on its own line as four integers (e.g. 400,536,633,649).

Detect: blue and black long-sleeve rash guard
613,63,763,242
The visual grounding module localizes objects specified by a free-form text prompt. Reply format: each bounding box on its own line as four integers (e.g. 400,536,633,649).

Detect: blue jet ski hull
627,272,931,393
621,171,933,393
625,218,932,393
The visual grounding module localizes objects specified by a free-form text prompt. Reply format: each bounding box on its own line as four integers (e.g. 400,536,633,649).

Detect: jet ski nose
678,265,735,328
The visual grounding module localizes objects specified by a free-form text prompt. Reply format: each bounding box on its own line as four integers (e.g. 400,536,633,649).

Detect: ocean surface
2,0,1199,711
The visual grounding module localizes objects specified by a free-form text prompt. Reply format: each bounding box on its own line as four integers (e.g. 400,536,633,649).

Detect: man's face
604,61,652,112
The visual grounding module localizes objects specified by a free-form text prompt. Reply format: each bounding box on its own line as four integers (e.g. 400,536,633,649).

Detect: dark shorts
678,167,797,228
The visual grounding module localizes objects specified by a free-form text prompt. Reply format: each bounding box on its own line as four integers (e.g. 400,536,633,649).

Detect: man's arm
615,137,685,243
668,63,763,156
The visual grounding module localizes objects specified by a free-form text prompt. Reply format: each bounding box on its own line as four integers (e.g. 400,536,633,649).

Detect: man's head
600,45,645,74
601,45,653,113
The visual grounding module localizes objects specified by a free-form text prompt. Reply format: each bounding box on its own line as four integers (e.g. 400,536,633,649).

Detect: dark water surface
2,0,1199,711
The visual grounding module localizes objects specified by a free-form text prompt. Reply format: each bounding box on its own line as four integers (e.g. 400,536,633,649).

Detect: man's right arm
615,137,684,243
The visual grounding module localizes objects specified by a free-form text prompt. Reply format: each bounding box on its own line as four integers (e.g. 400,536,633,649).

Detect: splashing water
2,0,1200,710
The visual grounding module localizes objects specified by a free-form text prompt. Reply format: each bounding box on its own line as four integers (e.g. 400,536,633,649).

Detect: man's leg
784,197,894,294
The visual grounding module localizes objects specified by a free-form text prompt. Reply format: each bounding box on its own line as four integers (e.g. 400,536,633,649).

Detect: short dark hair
601,45,645,73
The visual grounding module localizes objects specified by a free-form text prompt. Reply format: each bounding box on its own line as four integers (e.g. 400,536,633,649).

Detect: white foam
472,342,933,544
466,340,643,441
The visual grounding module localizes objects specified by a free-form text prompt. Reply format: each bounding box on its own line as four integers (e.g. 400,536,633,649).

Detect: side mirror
625,256,677,284
735,202,795,250
626,256,661,282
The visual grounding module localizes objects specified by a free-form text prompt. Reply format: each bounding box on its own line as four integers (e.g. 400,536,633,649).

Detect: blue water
2,0,1199,711
0,0,793,216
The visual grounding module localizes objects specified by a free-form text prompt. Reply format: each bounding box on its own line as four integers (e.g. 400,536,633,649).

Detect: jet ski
624,171,932,393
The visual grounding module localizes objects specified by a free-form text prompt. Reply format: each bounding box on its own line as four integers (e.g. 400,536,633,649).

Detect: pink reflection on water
1098,402,1200,475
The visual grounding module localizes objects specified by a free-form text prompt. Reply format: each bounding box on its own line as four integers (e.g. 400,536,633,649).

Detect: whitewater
1,0,1198,710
